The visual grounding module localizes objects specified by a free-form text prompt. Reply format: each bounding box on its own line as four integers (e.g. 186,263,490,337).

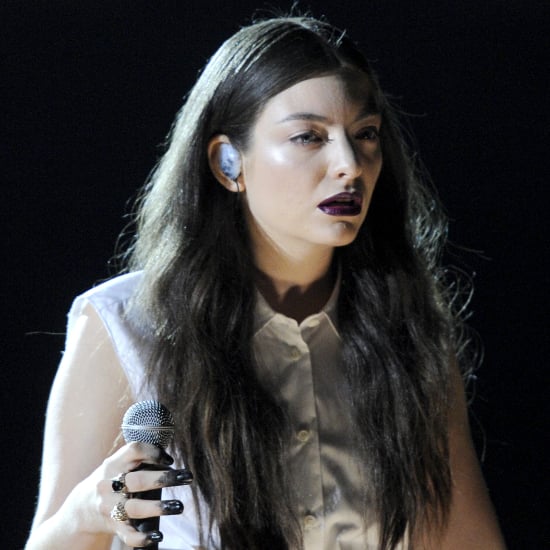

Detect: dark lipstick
318,192,362,216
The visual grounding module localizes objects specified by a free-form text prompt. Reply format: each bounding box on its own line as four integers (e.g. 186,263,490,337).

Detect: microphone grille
121,400,175,449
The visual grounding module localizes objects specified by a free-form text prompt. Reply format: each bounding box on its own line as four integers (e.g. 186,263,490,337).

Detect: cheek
364,154,383,196
245,154,319,202
363,146,383,171
373,161,383,188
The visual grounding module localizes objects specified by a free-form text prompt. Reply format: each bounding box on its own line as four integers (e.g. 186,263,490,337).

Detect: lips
318,192,363,216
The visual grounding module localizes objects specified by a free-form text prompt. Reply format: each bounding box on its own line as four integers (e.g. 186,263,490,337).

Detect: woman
26,15,506,550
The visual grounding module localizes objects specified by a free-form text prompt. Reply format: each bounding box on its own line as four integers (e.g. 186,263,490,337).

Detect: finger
116,523,164,548
124,468,193,493
99,442,173,484
116,441,174,469
125,498,184,519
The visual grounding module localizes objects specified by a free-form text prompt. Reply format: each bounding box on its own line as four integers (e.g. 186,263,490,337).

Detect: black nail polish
175,469,193,484
146,530,163,544
161,499,184,514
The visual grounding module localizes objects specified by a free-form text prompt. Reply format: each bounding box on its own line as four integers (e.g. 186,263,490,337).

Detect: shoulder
66,272,152,399
68,272,142,329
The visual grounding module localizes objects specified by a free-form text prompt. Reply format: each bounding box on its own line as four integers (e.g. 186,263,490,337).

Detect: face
239,74,383,262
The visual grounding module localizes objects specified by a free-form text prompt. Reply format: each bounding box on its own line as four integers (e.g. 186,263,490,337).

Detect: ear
207,135,244,192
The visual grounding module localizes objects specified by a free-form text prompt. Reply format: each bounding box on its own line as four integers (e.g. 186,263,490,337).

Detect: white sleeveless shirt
67,272,404,549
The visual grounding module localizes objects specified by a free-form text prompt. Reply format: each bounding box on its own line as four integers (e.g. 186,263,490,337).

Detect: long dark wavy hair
123,15,468,549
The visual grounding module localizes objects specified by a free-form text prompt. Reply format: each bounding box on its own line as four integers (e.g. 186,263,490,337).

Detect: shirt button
290,347,301,360
303,514,318,530
296,429,310,443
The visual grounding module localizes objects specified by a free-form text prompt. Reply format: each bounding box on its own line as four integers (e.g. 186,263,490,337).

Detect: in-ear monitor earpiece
218,142,241,180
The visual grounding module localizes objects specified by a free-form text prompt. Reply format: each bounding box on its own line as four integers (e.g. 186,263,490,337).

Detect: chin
334,237,358,249
327,221,362,247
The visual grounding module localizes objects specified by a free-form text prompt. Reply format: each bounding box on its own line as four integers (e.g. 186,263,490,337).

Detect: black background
3,1,548,548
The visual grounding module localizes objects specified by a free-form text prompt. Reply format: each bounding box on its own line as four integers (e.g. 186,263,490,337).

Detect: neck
253,246,336,323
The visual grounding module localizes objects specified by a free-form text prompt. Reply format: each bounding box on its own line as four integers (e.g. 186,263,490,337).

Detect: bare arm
25,304,185,550
415,365,507,549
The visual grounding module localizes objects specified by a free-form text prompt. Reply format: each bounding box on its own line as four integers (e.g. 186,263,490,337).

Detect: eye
356,126,380,141
290,131,324,145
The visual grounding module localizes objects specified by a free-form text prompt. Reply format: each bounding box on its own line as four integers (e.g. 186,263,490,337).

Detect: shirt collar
253,267,341,335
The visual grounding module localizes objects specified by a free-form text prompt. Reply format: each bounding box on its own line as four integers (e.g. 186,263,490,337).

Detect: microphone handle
129,464,165,550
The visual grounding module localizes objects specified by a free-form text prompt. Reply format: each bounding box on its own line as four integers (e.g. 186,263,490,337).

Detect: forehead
258,73,378,122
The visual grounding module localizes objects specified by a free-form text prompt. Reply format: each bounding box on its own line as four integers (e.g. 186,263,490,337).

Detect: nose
329,135,362,181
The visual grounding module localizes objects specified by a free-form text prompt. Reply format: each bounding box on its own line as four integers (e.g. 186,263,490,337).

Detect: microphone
122,400,175,550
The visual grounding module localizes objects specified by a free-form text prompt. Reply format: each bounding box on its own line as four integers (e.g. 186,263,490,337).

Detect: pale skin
27,75,506,549
25,304,192,550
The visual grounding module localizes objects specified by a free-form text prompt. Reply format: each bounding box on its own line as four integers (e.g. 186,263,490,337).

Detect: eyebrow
277,109,381,124
278,112,328,124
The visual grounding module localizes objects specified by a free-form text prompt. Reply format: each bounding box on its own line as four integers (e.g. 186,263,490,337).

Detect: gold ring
110,500,129,522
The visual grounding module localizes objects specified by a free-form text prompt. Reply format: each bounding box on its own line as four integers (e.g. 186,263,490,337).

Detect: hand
77,441,192,548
